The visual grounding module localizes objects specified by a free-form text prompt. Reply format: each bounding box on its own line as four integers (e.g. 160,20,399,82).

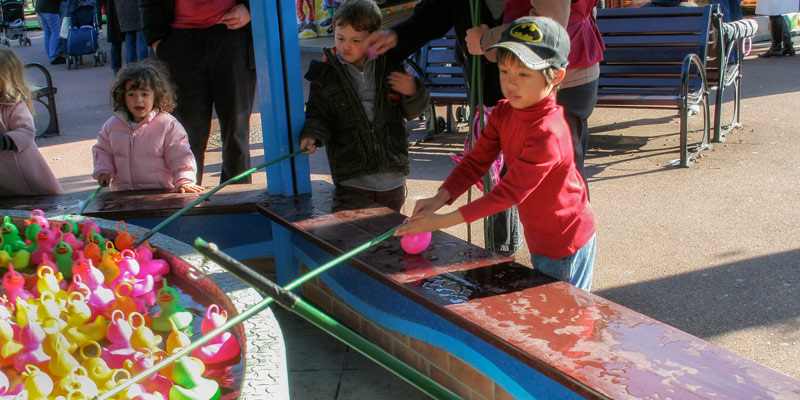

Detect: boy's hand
180,183,205,193
466,24,489,55
365,29,398,57
412,188,451,215
97,174,110,187
395,210,464,236
300,138,318,154
387,70,417,96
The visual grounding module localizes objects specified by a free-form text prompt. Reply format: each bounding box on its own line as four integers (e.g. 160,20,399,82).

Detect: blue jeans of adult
38,13,62,62
532,233,596,292
710,0,743,23
124,31,149,63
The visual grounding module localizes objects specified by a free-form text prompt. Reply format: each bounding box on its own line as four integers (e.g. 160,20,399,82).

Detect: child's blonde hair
0,48,33,114
111,60,177,114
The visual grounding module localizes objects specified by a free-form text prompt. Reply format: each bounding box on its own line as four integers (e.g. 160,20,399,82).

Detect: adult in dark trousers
99,0,124,75
115,0,148,64
140,0,256,185
757,0,798,57
36,0,66,64
366,0,523,256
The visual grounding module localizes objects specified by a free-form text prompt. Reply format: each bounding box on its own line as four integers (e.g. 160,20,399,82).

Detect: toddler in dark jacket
299,0,429,212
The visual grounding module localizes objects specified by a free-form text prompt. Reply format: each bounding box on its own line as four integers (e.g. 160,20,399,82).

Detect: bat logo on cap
510,23,542,43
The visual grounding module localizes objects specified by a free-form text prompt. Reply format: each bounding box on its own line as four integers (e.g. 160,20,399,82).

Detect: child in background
299,0,429,212
93,60,204,193
0,48,63,196
396,17,597,291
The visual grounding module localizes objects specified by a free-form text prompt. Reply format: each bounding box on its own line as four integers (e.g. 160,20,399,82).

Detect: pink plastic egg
401,231,431,255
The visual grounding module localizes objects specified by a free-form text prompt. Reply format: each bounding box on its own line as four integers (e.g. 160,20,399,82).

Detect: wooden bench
24,62,60,137
595,6,714,167
257,190,800,399
407,29,468,138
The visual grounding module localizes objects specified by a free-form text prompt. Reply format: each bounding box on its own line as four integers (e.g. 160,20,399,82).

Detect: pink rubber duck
13,316,51,372
102,310,138,368
55,221,84,252
123,350,172,399
30,227,59,265
192,304,240,365
135,245,170,279
2,263,33,305
73,260,115,318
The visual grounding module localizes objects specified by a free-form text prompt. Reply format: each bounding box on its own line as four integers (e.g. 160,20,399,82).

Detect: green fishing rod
97,221,461,400
77,185,103,215
133,149,308,248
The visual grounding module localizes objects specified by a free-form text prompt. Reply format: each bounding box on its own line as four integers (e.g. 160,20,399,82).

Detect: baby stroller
0,0,31,47
65,0,106,69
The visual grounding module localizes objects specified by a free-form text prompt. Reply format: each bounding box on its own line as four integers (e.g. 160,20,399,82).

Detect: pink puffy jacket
92,110,197,192
0,100,63,196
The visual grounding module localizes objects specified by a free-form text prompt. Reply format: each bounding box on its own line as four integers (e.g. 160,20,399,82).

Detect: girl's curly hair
111,60,177,113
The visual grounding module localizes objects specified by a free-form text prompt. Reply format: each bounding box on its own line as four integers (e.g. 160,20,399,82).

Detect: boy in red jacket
395,16,597,291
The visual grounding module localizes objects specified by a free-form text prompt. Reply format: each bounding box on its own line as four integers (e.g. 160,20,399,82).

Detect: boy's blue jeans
531,233,596,292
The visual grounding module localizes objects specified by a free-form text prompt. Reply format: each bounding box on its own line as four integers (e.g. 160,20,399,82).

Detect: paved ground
10,26,800,398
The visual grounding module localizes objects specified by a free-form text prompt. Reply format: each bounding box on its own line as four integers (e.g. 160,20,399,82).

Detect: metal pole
77,185,103,215
193,239,461,400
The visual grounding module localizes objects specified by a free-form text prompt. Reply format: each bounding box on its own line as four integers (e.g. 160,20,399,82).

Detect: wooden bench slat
597,16,709,35
603,47,707,63
603,34,704,46
598,77,701,89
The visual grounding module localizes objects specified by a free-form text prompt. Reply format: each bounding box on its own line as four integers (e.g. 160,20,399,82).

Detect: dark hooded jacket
300,48,429,184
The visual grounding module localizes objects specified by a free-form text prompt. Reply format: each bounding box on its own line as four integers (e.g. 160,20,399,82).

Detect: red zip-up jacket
441,93,595,259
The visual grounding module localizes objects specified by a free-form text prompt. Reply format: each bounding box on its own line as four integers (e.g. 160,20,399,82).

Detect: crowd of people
2,0,797,293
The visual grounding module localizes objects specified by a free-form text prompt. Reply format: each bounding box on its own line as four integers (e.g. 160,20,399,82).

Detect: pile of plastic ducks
0,211,241,400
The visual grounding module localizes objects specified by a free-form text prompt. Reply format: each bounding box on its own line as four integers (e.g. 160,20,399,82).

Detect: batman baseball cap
486,16,570,71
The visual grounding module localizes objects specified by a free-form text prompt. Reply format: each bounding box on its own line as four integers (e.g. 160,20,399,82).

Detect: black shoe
759,48,782,58
50,57,66,65
783,47,796,57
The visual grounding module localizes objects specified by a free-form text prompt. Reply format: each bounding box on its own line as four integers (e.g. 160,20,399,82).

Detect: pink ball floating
400,219,431,255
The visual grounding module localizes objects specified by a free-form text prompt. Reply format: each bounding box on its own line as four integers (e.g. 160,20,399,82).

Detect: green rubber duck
151,279,194,334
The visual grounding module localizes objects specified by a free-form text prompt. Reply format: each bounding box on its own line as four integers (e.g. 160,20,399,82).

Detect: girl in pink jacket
0,48,63,196
92,61,204,193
